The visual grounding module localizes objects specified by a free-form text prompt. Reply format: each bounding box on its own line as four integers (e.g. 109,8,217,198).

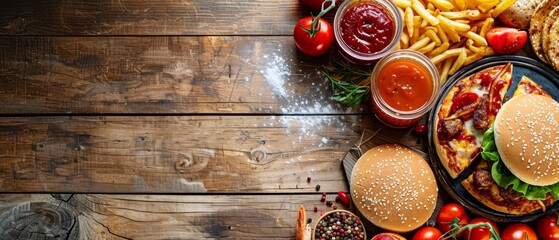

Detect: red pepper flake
313,206,318,212
307,176,311,182
333,205,337,210
320,196,326,202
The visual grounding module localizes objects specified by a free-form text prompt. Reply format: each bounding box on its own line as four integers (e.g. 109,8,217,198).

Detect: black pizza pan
427,55,559,223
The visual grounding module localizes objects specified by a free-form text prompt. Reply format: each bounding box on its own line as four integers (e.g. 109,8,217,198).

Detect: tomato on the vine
537,215,559,240
436,203,469,235
412,226,443,240
293,16,334,56
486,27,527,55
301,0,333,10
502,223,538,240
464,218,500,240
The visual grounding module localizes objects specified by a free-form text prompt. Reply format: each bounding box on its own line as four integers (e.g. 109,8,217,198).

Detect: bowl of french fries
393,0,516,84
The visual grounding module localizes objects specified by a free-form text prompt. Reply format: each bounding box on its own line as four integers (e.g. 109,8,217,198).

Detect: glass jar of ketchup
333,0,402,65
370,50,440,128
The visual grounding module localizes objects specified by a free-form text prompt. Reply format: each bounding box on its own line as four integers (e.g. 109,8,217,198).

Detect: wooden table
0,1,427,239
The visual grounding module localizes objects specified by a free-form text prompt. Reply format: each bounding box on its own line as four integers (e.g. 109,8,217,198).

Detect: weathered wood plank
0,36,367,115
0,115,421,193
0,0,322,36
0,194,352,240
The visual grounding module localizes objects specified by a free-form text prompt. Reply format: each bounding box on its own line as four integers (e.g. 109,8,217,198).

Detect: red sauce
479,72,492,88
371,102,420,128
376,60,433,111
450,92,478,115
520,82,538,93
456,131,476,143
490,79,506,115
340,3,395,54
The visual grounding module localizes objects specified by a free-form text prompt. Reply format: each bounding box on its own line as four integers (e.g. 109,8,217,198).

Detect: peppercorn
307,176,311,182
313,206,318,212
313,211,365,240
315,184,321,191
320,196,326,202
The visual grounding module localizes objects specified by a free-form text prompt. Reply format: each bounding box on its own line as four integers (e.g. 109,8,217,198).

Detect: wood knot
31,142,46,151
249,147,268,164
175,153,194,173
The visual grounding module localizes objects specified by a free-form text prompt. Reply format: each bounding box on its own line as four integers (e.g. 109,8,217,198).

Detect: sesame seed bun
350,144,438,232
494,94,559,186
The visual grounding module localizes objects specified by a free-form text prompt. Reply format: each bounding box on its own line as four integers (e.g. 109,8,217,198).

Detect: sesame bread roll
350,144,438,232
494,94,559,186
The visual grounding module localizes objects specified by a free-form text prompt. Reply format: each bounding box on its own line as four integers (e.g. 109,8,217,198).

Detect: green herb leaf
323,60,371,107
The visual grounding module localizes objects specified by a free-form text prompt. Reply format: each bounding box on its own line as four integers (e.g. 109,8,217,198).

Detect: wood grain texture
0,36,366,115
0,115,420,193
0,0,320,36
0,194,353,240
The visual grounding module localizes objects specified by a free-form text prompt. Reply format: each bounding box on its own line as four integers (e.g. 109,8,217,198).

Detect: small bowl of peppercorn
312,210,367,240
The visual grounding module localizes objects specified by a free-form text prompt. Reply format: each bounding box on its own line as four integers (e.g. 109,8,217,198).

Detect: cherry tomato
464,218,500,240
436,203,469,235
537,215,559,240
486,27,527,55
301,0,333,10
293,17,334,56
412,226,443,240
502,223,538,240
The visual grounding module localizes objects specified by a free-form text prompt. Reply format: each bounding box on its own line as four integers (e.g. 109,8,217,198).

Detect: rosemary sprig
322,60,372,107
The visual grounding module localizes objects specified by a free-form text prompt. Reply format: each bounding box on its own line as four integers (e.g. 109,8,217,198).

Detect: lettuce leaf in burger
481,125,559,200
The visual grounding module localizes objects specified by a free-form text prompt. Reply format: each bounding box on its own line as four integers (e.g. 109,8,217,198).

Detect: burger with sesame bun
350,144,438,233
461,94,559,214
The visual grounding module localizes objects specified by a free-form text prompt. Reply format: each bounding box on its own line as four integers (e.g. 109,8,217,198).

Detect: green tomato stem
439,218,500,240
302,0,336,38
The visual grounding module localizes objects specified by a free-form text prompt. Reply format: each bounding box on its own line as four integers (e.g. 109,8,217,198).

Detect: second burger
350,144,438,232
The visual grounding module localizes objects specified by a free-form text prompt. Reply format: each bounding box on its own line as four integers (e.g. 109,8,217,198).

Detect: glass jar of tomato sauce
370,50,440,128
333,0,402,65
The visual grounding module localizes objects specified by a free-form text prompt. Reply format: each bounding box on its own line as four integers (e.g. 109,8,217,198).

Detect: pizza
433,63,513,178
512,75,551,97
461,81,555,214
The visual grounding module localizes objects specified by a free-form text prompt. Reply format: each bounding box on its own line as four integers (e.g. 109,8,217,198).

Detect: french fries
395,0,515,84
